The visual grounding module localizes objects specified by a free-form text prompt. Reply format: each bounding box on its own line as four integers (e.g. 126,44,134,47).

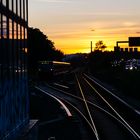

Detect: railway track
75,73,140,140
34,86,98,140
83,73,140,136
36,72,140,140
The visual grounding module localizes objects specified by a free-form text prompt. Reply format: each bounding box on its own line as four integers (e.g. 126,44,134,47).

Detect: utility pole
91,41,93,53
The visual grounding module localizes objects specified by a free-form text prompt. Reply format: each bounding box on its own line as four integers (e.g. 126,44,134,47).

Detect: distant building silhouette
134,48,138,52
114,46,120,52
120,48,124,52
0,1,37,140
125,48,128,52
114,46,139,53
129,48,133,53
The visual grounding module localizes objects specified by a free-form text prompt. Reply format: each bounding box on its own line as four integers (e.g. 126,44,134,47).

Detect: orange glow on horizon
29,0,140,54
50,36,140,54
46,28,140,54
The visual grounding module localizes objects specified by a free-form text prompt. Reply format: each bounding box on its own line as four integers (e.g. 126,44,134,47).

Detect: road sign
129,37,140,47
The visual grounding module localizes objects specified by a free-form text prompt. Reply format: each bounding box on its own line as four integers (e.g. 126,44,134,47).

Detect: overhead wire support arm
116,41,129,47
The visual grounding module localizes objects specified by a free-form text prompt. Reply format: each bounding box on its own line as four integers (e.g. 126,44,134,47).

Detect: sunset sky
29,0,140,54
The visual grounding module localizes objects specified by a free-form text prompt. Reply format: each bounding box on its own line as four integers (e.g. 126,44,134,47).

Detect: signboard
129,37,140,47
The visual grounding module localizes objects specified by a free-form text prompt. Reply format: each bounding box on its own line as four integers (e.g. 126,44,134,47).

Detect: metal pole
91,41,92,53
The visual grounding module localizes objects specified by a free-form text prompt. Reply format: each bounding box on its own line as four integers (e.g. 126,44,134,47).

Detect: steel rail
43,82,139,138
59,99,99,139
83,74,140,139
34,86,98,140
75,75,100,140
84,73,138,112
35,86,72,117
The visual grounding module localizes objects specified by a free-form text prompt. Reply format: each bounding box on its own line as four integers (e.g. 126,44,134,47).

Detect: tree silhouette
95,40,107,51
28,27,64,61
28,27,64,79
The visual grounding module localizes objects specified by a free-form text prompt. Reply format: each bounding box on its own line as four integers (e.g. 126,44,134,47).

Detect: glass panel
18,24,20,39
2,0,6,6
22,0,25,19
0,17,1,38
0,13,2,96
14,22,17,39
2,15,7,39
18,0,20,17
0,0,29,138
20,0,23,18
25,0,27,21
9,0,12,11
9,19,12,39
25,28,27,39
13,0,16,14
24,28,27,53
22,26,24,39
